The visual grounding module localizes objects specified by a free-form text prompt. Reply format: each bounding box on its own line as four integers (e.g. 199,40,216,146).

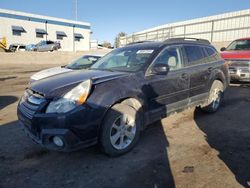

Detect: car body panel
221,51,250,59
31,69,129,98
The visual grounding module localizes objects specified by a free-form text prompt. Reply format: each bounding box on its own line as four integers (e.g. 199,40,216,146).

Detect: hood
30,66,73,81
30,69,128,98
221,50,250,60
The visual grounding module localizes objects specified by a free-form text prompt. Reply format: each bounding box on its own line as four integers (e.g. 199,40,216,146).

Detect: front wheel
201,80,224,113
100,104,141,156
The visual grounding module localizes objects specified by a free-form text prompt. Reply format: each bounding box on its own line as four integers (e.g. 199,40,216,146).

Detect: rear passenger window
184,45,205,66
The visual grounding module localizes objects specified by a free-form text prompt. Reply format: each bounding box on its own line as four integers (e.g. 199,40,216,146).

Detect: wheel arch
209,70,227,90
97,95,146,136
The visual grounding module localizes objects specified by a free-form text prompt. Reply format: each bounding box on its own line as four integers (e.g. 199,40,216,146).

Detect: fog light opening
53,136,64,147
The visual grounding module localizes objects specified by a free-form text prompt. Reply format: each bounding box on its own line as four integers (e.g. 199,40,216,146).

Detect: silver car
34,40,61,52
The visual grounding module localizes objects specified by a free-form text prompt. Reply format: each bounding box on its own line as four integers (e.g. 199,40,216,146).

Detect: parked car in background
221,38,250,82
9,43,26,52
18,38,229,156
26,44,36,51
34,40,61,52
30,54,103,82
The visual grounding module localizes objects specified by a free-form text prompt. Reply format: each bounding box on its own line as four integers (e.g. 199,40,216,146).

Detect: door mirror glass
220,47,226,51
152,63,169,75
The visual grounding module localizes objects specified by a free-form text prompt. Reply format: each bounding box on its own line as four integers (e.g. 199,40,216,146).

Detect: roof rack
126,41,154,46
164,38,211,45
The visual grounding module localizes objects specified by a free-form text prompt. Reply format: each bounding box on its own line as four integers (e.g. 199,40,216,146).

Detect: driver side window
153,46,183,71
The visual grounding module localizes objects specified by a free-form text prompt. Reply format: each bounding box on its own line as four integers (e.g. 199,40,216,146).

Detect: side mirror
220,47,226,52
152,63,169,75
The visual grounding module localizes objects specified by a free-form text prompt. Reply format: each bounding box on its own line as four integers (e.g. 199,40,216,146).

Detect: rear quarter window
204,47,220,62
184,45,205,66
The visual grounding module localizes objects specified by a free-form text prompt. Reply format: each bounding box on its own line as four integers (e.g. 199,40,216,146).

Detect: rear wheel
201,80,224,113
100,103,141,156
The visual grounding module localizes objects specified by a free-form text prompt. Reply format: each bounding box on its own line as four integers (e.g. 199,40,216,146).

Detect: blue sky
0,0,249,44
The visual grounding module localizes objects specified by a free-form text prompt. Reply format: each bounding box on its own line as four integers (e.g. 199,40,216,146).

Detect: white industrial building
119,9,250,49
0,9,91,51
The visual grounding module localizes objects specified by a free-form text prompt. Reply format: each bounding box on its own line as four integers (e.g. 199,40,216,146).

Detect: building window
35,28,47,38
12,26,25,36
74,33,84,42
56,31,67,40
36,33,44,38
75,37,81,42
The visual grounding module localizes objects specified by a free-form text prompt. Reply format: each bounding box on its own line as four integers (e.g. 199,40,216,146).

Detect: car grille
230,60,250,67
229,60,250,74
239,67,250,73
19,89,46,120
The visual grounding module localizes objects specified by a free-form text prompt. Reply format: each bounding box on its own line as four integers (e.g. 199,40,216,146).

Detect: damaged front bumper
17,93,105,151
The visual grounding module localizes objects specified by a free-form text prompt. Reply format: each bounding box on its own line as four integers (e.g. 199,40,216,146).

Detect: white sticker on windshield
136,50,154,54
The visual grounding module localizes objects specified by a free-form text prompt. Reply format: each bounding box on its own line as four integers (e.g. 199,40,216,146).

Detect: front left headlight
46,79,92,113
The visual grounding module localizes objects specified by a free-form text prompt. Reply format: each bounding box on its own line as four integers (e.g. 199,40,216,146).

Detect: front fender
86,75,147,130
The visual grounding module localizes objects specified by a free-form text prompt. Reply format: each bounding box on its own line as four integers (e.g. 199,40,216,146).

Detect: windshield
91,47,155,72
66,55,100,70
226,39,250,51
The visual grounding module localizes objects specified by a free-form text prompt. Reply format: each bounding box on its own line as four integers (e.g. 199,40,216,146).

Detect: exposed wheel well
120,98,142,111
98,97,144,136
214,78,225,90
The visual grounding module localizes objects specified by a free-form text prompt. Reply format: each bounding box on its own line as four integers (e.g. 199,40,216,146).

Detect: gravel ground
0,62,250,188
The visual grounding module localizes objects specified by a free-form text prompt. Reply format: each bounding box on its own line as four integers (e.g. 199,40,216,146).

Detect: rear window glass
184,45,205,65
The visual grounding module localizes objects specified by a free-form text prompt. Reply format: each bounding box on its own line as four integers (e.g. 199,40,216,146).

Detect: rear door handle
181,73,189,80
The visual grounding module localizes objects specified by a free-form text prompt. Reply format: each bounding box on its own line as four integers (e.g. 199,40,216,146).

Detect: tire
201,80,224,113
100,103,141,156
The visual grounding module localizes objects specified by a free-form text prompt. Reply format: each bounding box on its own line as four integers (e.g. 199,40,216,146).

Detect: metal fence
119,10,250,47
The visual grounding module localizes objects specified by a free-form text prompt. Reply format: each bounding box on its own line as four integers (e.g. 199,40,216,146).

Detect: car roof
235,38,250,41
125,38,212,49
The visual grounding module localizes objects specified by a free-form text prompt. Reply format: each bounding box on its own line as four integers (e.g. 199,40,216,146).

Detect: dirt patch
0,63,249,188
